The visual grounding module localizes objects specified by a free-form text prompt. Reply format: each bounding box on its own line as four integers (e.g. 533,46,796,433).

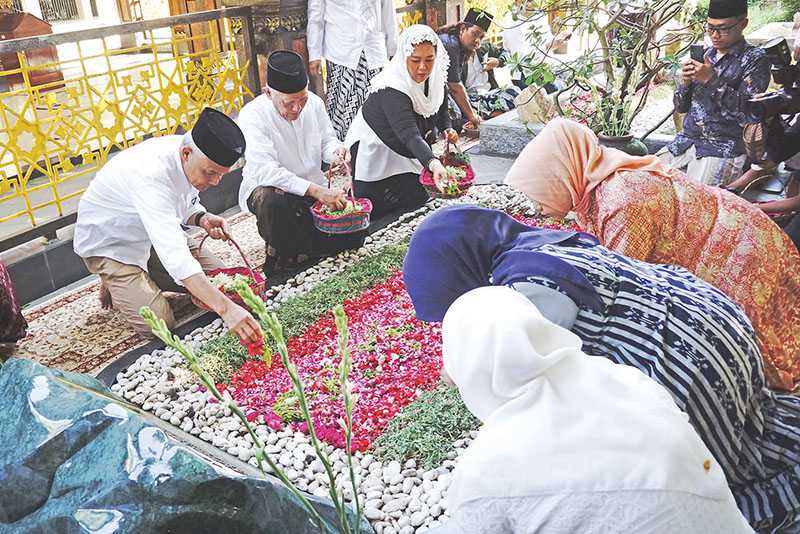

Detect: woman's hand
334,147,351,176
444,128,459,144
429,158,448,192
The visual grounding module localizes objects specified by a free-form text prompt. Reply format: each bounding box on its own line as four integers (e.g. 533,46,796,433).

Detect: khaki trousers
83,235,224,337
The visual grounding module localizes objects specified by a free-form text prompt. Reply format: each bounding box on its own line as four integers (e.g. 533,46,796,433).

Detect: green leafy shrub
373,383,480,470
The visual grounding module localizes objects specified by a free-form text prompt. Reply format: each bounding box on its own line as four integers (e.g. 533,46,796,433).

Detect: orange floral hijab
504,118,672,216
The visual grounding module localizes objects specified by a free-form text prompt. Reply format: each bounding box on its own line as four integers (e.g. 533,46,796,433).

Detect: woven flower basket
419,166,475,199
309,163,372,234
191,233,266,312
311,197,373,234
419,138,476,199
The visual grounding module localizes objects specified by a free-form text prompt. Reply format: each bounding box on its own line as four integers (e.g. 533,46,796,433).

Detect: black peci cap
707,0,747,19
464,8,493,32
190,107,246,168
266,50,309,94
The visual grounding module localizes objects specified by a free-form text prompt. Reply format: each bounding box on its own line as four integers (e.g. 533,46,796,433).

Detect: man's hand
309,60,323,77
551,30,572,50
183,273,263,345
684,58,715,85
199,213,230,241
308,183,347,210
221,302,263,345
482,57,500,72
429,158,449,192
467,114,482,128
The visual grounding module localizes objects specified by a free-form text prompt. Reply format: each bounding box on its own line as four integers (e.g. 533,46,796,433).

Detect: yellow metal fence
0,7,257,242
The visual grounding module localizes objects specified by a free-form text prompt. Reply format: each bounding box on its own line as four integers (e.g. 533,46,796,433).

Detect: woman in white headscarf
345,24,458,218
432,286,753,534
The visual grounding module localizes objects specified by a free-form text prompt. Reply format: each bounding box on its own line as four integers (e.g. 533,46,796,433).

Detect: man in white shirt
307,0,397,140
238,50,365,275
74,108,262,344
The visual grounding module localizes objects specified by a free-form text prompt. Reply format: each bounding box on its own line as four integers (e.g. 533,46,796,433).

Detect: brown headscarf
504,118,672,216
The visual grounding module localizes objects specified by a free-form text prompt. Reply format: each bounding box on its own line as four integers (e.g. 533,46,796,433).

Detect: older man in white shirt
238,50,365,275
307,0,397,140
74,108,262,344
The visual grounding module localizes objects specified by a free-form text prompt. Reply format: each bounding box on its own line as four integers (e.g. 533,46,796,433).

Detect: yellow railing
0,7,257,241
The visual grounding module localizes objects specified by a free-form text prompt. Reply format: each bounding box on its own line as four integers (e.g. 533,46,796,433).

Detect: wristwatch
192,211,207,227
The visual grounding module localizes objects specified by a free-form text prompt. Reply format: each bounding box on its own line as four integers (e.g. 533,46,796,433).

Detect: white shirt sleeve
319,103,344,164
130,181,203,283
184,199,207,225
381,0,398,58
239,110,312,197
510,281,579,330
307,0,324,62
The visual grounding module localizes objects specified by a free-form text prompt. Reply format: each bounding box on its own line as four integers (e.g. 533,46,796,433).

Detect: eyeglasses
704,21,743,36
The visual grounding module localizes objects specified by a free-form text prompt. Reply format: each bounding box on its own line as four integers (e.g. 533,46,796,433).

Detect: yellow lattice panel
0,15,253,235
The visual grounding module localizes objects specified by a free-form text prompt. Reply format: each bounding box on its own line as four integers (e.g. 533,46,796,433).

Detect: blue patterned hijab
402,205,603,322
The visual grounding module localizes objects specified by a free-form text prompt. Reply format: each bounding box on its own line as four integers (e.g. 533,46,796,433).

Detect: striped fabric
326,51,380,141
521,242,800,532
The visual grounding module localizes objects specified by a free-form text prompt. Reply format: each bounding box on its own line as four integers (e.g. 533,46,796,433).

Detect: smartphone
690,44,705,63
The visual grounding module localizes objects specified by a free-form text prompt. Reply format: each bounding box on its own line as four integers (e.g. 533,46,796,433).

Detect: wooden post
239,5,262,96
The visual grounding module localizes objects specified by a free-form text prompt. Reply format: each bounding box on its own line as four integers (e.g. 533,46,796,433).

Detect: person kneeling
74,108,262,345
238,50,365,276
431,286,753,534
345,25,458,219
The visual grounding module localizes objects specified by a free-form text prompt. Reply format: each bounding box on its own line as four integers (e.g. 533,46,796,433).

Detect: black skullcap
464,8,493,32
190,107,246,167
708,0,747,19
267,50,309,94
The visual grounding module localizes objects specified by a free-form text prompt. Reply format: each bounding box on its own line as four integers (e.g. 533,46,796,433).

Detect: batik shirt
439,32,466,84
668,39,770,159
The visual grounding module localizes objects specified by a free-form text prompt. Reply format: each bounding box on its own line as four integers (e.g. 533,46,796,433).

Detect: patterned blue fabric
439,32,464,84
669,40,770,159
516,242,800,532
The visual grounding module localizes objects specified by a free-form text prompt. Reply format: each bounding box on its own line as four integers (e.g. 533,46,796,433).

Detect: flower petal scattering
511,213,580,232
220,214,576,451
222,272,443,451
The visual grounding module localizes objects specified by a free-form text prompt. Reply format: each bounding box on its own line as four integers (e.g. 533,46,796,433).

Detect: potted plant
506,0,705,154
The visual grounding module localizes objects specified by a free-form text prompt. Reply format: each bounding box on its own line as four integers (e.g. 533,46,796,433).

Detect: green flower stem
138,306,331,533
266,314,350,534
334,305,363,533
235,282,355,534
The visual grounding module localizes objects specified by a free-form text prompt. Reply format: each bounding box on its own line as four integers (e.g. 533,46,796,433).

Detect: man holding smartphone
659,0,770,187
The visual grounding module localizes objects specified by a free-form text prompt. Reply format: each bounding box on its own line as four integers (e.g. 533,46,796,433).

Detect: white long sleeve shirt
237,93,343,213
73,135,205,283
306,0,397,70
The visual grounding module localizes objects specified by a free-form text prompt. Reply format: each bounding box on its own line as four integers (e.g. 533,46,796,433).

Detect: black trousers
247,186,365,261
784,214,800,252
350,142,430,219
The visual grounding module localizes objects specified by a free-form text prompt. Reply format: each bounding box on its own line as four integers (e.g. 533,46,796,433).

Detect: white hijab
369,24,449,118
443,286,737,509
